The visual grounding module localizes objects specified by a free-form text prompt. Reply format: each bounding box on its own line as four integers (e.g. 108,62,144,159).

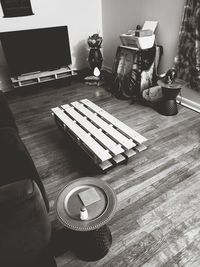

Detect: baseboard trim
177,95,200,113
102,65,112,73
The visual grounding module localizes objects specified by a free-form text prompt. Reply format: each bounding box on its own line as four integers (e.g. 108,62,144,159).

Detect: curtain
175,0,200,91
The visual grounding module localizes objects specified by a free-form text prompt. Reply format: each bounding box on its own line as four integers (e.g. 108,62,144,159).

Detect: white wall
0,0,102,91
0,0,186,91
101,0,141,71
102,0,185,73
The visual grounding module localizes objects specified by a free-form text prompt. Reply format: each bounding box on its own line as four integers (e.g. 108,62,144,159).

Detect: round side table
156,79,183,116
55,177,117,261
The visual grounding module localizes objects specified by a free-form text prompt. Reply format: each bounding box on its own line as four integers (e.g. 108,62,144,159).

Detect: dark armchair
0,91,56,267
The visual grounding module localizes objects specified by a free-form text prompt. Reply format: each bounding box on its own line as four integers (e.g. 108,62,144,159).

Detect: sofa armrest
0,179,52,267
0,127,49,210
0,178,45,210
0,90,18,131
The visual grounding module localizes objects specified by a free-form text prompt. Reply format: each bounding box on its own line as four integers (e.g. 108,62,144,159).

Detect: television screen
0,26,72,76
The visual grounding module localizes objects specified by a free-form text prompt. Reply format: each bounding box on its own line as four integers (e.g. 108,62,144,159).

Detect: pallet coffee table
51,99,147,171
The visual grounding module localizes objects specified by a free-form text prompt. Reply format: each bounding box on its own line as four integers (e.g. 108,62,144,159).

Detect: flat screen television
0,26,72,77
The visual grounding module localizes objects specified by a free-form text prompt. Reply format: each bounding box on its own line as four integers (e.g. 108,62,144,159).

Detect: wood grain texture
7,81,200,267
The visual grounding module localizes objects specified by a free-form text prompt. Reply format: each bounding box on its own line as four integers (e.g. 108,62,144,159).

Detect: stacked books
84,75,104,86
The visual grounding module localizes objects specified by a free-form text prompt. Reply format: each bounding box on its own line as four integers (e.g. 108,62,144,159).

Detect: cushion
142,85,163,103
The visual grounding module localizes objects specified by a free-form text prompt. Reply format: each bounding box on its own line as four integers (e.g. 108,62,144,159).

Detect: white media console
11,66,77,88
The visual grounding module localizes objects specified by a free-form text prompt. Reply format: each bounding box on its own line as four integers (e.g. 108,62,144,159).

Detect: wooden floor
7,80,200,267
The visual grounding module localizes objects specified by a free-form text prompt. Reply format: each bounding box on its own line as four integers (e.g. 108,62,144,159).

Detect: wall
0,0,102,91
102,0,185,73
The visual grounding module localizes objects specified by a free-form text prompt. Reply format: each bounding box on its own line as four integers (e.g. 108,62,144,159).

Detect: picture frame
111,45,162,99
111,46,141,98
1,0,34,18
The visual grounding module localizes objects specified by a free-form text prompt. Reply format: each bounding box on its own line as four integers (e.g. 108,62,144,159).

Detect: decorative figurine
87,33,103,76
80,206,88,221
164,68,177,84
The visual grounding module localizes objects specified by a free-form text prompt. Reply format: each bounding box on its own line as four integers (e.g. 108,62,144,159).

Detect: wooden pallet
51,99,147,171
11,66,77,88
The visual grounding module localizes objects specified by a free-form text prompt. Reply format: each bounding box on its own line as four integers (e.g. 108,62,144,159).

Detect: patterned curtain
175,0,200,91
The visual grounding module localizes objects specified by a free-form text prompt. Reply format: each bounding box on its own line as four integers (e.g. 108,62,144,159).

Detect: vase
88,48,103,74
